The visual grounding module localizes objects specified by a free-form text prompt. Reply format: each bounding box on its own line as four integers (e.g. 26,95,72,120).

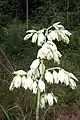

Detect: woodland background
0,0,80,120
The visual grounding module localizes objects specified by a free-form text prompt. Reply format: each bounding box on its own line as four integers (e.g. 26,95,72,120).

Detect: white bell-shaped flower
31,81,38,94
32,68,40,79
69,73,78,81
47,30,58,41
53,53,60,64
38,79,45,92
69,79,77,89
40,94,47,108
32,33,38,43
37,47,47,59
26,77,33,90
50,30,58,40
30,59,40,70
9,75,22,91
37,33,46,46
63,73,69,86
47,33,52,41
47,49,54,60
22,76,28,90
24,30,36,40
47,93,53,106
60,30,71,36
45,71,53,83
47,41,57,51
13,70,27,76
53,69,69,85
53,51,62,64
57,69,66,83
24,33,33,40
53,70,58,84
40,96,45,108
27,70,33,77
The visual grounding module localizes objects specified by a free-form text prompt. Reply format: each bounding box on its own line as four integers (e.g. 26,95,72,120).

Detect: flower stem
36,88,40,120
36,59,44,120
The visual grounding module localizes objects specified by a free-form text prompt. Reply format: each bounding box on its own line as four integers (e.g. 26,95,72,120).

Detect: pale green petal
13,70,27,76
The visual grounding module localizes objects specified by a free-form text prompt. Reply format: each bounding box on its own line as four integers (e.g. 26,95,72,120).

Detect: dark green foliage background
0,0,80,119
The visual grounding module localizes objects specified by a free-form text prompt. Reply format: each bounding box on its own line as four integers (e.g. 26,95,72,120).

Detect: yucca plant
9,22,78,120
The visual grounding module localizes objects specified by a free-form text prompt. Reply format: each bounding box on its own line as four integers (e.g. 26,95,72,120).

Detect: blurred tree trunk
26,0,28,29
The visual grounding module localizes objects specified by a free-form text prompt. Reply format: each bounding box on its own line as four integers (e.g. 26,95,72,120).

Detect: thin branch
26,0,28,30
0,47,14,71
0,61,12,74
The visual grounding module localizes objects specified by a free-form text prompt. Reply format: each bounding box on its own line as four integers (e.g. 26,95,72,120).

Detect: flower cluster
40,93,57,108
37,41,62,64
45,68,78,89
24,29,46,46
9,70,27,91
24,22,71,46
9,59,46,94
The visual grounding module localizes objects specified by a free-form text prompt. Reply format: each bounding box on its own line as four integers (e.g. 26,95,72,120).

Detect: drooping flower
47,30,58,41
31,81,38,94
38,79,45,92
27,70,33,77
26,77,33,90
32,33,38,43
22,76,28,90
45,71,53,84
30,59,40,70
69,73,78,81
27,68,40,80
31,29,46,46
69,79,77,89
37,47,47,59
9,75,22,91
32,68,40,79
57,69,67,83
24,30,36,41
40,96,45,108
53,70,58,84
37,33,46,46
47,93,53,106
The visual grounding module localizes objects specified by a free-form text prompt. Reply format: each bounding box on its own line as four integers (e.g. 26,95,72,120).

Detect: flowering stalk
9,22,78,120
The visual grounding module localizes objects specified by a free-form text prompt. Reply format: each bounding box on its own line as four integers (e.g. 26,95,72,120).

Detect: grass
0,21,80,119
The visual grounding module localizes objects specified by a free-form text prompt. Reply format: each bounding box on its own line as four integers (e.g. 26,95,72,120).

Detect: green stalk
36,88,41,120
